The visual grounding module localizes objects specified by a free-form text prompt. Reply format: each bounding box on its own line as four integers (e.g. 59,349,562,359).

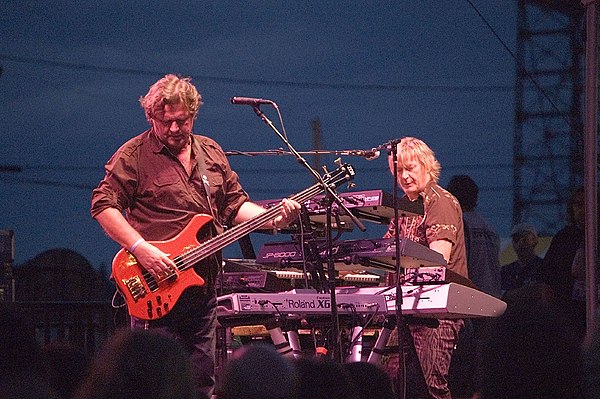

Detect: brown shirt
91,129,249,241
385,180,468,278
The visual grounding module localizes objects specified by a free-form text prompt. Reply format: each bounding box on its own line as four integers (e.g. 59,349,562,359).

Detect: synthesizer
218,259,381,292
255,189,423,230
217,283,506,320
256,237,447,271
217,259,306,292
266,270,381,284
303,189,423,224
338,283,507,319
217,289,388,319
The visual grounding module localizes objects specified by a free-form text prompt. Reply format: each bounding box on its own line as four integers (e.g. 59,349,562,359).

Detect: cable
0,52,514,93
0,176,95,190
465,0,575,131
1,162,515,174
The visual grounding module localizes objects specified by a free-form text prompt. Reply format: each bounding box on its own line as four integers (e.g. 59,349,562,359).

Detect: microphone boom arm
224,149,379,159
251,105,366,232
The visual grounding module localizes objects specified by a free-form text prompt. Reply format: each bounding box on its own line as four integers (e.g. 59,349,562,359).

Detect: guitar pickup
123,275,147,301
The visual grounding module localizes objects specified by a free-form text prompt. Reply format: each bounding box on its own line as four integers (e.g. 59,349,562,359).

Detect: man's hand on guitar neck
272,198,301,229
235,198,301,230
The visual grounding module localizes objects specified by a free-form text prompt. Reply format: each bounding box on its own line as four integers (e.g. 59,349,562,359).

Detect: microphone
375,138,403,152
346,149,380,160
230,96,274,106
363,149,380,160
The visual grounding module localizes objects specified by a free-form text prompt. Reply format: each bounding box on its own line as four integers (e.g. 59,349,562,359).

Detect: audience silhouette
501,222,548,303
446,175,502,298
73,328,198,399
446,174,502,398
342,361,396,399
218,343,299,399
478,300,583,398
41,341,91,399
541,186,586,340
582,318,600,399
295,357,359,399
3,298,592,399
0,304,58,399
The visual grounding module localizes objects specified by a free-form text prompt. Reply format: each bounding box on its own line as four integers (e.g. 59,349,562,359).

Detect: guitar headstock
322,162,355,190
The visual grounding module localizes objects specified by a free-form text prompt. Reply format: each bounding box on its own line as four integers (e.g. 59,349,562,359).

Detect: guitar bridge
123,275,147,302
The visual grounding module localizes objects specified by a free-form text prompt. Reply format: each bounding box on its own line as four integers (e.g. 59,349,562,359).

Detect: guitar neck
179,180,331,268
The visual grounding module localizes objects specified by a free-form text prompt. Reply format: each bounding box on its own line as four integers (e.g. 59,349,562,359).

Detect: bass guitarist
91,74,300,399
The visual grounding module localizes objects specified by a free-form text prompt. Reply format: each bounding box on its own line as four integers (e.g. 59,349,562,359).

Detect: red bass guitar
112,163,355,320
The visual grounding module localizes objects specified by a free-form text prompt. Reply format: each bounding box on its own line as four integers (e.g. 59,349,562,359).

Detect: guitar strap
195,154,223,290
195,157,219,226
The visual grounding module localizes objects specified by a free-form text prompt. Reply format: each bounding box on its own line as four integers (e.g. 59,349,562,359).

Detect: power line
465,0,574,130
0,53,513,93
0,165,22,173
17,165,99,172
1,162,513,174
0,176,95,190
0,180,512,197
0,164,514,194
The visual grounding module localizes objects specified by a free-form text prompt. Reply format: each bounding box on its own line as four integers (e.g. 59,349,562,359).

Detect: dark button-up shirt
501,256,544,292
91,129,249,241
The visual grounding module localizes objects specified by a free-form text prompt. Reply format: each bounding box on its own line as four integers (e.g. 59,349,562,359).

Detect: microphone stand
251,104,366,363
387,141,407,399
377,139,429,399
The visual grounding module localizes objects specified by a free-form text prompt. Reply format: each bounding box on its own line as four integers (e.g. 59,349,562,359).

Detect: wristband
130,238,145,253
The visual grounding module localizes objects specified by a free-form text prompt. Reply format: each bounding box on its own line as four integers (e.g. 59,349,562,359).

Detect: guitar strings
142,183,319,289
177,184,323,270
143,167,350,289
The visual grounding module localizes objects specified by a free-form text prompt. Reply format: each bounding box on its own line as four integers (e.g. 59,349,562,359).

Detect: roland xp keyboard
217,289,388,319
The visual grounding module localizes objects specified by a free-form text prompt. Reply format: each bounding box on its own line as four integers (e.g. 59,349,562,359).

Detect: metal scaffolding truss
514,0,585,234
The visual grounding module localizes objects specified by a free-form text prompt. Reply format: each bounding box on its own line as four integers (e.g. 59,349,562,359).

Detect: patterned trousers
382,318,464,399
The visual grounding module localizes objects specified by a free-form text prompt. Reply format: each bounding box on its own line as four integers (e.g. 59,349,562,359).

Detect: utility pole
0,230,15,302
311,117,323,170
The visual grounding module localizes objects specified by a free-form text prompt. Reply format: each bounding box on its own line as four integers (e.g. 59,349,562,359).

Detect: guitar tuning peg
347,182,356,189
322,165,329,175
334,158,342,166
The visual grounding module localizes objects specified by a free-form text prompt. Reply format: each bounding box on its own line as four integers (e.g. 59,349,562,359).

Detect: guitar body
112,214,213,321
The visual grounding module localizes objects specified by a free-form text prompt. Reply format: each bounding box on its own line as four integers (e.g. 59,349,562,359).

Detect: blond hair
139,74,203,122
388,137,441,182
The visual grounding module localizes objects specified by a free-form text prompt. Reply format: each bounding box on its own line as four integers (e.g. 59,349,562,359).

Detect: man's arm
95,208,176,277
234,198,301,229
429,239,452,263
95,208,141,250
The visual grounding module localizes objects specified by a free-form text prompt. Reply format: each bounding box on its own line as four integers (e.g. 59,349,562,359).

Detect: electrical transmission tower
514,0,585,235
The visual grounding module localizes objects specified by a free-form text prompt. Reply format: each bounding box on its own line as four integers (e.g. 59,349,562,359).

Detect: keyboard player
382,137,468,399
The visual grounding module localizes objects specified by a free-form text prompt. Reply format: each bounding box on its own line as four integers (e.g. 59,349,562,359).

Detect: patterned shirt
385,180,468,278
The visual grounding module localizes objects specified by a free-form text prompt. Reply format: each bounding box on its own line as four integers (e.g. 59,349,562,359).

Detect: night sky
0,1,518,269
